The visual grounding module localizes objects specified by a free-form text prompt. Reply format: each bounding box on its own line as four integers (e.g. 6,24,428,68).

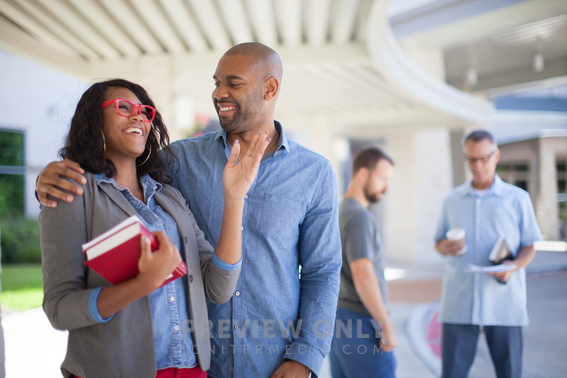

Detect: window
496,164,530,191
0,130,25,216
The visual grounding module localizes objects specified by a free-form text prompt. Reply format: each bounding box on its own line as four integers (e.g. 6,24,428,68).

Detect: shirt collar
94,172,116,187
460,174,505,198
273,121,290,155
94,172,163,199
214,120,290,156
139,173,163,193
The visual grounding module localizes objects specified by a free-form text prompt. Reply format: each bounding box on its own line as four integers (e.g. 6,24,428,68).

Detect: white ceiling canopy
0,0,492,131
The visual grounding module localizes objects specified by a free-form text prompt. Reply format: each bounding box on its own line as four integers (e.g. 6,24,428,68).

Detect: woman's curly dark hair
60,79,175,184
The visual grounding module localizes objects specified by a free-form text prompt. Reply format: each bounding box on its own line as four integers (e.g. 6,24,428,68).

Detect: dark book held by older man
489,237,513,265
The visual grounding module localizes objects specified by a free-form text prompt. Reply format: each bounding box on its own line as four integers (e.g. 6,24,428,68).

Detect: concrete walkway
1,250,565,378
398,250,567,378
2,307,67,377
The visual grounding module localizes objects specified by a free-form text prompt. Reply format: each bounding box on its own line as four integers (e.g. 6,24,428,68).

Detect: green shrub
0,216,41,264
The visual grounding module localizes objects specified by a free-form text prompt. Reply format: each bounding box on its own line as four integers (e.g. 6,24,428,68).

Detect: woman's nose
129,108,143,121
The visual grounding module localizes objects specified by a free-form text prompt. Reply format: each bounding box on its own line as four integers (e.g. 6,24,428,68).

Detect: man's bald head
223,42,283,82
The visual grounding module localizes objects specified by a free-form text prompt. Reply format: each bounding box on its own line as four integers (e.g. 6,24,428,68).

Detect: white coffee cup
446,227,467,255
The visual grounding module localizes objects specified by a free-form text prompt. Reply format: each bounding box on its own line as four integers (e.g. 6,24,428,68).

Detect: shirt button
244,195,248,199
173,325,180,332
234,325,239,330
235,291,240,296
170,296,176,302
189,275,193,283
241,226,244,230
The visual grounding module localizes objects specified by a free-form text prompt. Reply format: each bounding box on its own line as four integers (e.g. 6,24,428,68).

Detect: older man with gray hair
434,130,542,378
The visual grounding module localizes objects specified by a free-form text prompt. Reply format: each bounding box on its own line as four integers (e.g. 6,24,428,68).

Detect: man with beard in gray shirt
330,147,397,378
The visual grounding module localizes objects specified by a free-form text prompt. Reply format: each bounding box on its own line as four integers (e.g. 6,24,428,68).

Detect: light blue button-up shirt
434,175,543,326
168,121,342,378
87,173,240,370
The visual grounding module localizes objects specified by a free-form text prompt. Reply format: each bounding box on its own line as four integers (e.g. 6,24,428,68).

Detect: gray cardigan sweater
40,172,240,378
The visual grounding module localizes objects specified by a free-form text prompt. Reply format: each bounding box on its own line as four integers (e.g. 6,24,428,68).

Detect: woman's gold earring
137,144,151,166
101,130,106,153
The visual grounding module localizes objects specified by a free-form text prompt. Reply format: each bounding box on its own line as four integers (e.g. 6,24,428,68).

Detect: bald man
36,43,341,378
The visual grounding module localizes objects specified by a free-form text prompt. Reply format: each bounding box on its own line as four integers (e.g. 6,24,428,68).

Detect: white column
306,115,345,196
383,127,453,264
173,95,196,141
537,138,560,240
137,55,178,140
450,129,466,187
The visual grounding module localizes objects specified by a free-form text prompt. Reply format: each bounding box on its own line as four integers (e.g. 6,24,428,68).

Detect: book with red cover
82,215,187,287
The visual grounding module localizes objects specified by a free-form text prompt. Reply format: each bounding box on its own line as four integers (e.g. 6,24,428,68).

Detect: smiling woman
59,79,172,194
36,78,269,377
97,86,158,200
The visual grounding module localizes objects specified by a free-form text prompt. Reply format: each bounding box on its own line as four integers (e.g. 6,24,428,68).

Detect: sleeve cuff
434,231,446,243
284,339,326,378
521,237,543,250
88,287,113,323
212,251,242,271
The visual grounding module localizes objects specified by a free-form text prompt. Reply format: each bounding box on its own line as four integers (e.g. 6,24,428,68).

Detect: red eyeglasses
101,98,156,123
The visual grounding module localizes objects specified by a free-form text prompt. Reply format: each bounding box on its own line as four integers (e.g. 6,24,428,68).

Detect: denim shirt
88,173,199,369
434,175,543,326
168,122,342,378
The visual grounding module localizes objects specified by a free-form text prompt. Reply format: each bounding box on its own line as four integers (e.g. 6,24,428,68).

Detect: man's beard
217,91,264,132
364,187,383,204
218,107,243,132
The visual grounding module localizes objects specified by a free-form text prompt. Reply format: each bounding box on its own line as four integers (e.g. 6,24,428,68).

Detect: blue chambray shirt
434,175,543,326
87,173,239,369
167,121,342,378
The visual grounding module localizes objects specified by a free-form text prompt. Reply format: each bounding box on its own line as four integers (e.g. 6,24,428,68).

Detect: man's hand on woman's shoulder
37,159,86,208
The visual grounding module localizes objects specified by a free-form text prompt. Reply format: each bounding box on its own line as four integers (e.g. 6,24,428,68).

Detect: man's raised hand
223,131,270,203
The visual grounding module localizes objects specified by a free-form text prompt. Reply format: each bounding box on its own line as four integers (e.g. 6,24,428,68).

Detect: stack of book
82,215,187,287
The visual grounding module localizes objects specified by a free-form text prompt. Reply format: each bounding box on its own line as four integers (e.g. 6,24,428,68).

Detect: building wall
499,136,567,240
292,114,456,265
0,49,87,217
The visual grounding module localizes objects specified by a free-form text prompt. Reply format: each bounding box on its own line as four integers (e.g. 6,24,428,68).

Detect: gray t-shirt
337,198,387,317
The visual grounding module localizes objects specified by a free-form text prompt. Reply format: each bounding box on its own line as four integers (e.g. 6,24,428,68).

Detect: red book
82,215,187,287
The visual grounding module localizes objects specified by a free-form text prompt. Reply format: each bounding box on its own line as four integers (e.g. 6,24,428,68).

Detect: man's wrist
283,359,310,371
377,317,392,335
435,240,445,255
284,341,322,377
